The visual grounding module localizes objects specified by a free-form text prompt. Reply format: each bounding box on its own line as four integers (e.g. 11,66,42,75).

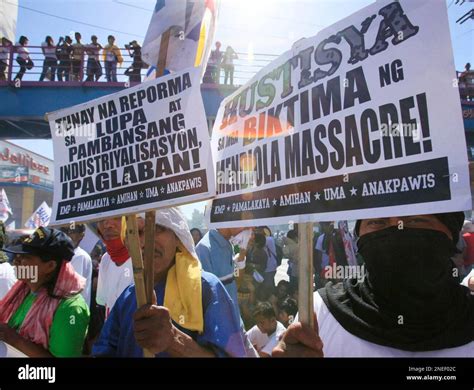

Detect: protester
273,213,474,357
14,36,33,81
0,221,16,299
315,222,348,285
283,229,299,293
56,36,73,81
0,227,89,357
85,35,103,82
60,224,92,307
39,36,57,81
95,217,133,319
237,272,256,329
222,45,238,85
277,297,298,328
247,232,268,300
190,228,203,245
92,208,247,357
103,35,123,82
247,302,286,357
196,227,244,318
261,227,279,299
208,41,223,83
459,62,472,82
83,242,105,355
124,40,143,83
196,227,259,357
462,220,474,274
0,37,12,81
71,32,85,81
236,233,260,328
268,280,291,314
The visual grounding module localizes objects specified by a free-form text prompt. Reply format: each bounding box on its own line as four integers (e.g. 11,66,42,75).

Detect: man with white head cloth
92,207,247,357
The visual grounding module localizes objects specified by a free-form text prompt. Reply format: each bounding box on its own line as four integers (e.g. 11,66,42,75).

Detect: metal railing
0,45,276,88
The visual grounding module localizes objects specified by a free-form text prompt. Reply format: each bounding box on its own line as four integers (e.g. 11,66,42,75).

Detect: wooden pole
124,29,172,357
144,211,156,304
141,29,171,302
298,222,314,328
156,29,171,76
126,214,154,357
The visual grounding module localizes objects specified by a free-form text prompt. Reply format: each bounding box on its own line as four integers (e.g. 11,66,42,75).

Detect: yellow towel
120,216,127,243
163,245,204,333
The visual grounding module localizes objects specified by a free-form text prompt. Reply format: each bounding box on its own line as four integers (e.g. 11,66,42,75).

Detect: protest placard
48,67,215,224
0,189,12,222
208,0,471,228
24,201,51,228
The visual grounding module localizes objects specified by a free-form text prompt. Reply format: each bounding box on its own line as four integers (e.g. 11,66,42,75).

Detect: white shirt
86,43,101,61
96,252,133,319
246,322,286,355
41,42,56,59
105,48,116,62
261,322,286,356
246,325,270,351
16,45,29,60
310,291,474,357
0,262,17,300
70,246,93,307
461,270,474,294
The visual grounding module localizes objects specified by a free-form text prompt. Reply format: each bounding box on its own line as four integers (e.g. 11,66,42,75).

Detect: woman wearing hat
0,227,90,357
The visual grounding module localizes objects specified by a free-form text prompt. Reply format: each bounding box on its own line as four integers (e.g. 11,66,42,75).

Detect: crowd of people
0,34,146,83
0,209,473,357
203,41,238,85
0,34,242,86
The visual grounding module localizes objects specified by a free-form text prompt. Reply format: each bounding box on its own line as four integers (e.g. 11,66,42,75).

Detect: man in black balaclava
272,212,474,357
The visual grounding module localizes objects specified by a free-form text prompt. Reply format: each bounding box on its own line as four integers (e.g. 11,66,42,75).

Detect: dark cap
4,227,75,261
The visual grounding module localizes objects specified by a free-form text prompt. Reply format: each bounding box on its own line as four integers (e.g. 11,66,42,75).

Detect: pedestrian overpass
0,45,244,138
0,80,237,138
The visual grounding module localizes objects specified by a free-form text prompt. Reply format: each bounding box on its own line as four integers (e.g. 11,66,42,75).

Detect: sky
7,0,474,220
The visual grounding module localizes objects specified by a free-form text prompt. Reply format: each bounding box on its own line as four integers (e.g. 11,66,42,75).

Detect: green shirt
8,292,90,357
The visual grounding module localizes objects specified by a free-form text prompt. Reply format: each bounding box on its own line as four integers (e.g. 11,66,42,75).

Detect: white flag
0,189,12,222
142,0,218,73
25,201,51,229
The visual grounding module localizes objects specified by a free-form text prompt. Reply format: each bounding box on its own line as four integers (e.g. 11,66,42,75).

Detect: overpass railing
0,45,275,88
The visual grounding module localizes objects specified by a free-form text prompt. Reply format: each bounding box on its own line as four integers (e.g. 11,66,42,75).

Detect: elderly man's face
137,218,178,280
359,214,452,240
97,217,122,240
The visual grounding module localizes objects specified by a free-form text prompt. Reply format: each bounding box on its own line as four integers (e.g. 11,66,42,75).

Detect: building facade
0,140,53,228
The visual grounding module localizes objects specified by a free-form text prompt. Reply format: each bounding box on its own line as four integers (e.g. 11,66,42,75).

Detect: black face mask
319,226,474,352
356,227,458,321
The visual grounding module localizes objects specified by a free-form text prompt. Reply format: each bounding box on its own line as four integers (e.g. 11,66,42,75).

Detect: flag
24,201,51,229
0,189,12,222
142,0,219,75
